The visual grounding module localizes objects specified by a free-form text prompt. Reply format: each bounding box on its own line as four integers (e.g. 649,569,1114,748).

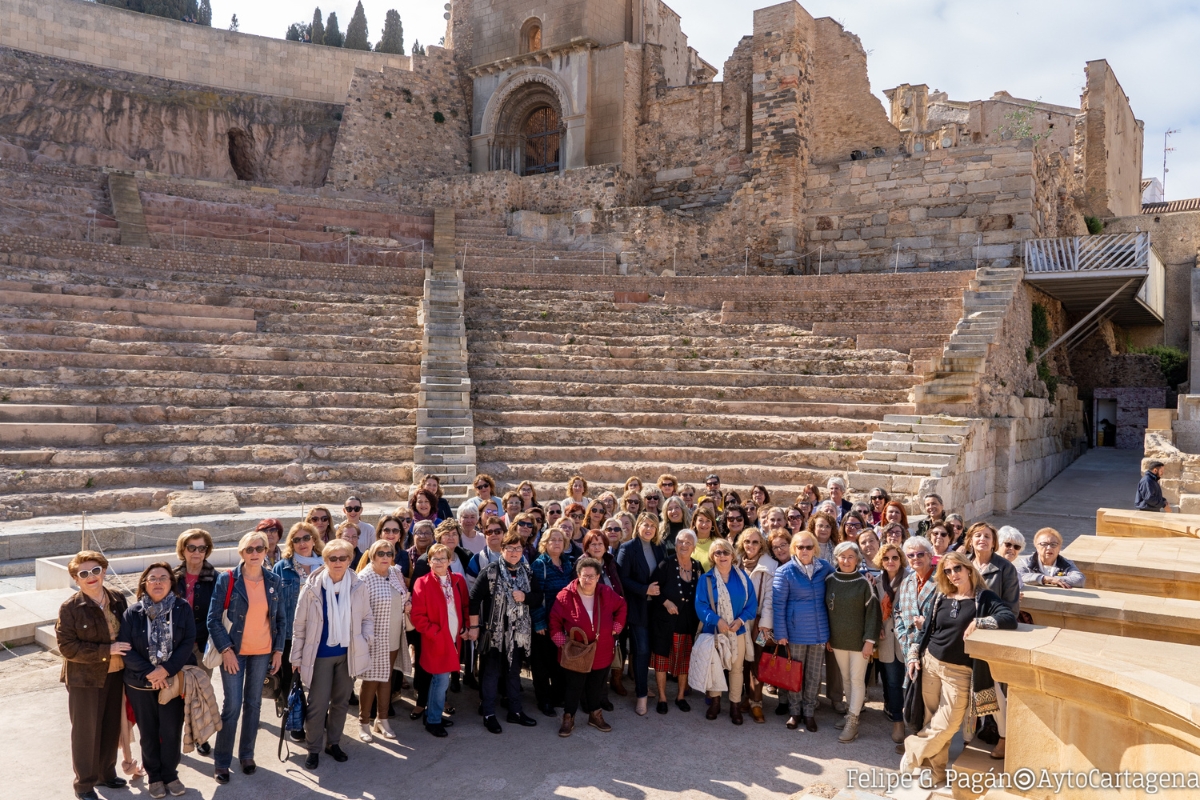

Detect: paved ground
3,446,1146,800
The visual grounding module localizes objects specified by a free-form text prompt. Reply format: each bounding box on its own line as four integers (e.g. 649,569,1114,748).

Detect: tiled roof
1142,198,1200,214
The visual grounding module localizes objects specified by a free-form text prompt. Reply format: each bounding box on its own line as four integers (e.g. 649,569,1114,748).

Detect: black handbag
903,595,940,729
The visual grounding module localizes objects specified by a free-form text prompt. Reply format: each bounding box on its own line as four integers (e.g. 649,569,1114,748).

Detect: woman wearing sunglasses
207,532,285,784
305,507,335,546
57,551,131,800
411,543,470,737
273,523,325,739
355,539,412,743
291,539,373,770
768,530,833,732
900,550,1016,786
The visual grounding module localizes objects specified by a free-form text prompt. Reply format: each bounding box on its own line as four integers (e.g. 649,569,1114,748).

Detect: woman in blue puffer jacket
767,529,834,732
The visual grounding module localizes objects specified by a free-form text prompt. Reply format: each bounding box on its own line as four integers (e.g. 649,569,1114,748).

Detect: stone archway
487,76,566,175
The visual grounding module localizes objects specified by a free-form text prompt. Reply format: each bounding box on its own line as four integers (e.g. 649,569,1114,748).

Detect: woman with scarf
119,563,196,800
901,551,1017,785
468,531,539,734
171,528,218,753
530,528,575,717
291,539,374,770
273,522,324,736
738,527,778,723
411,543,470,737
355,539,412,742
694,537,757,724
873,541,909,745
207,532,285,784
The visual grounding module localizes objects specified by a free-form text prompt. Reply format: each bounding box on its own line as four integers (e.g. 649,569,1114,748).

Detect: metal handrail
1024,232,1150,273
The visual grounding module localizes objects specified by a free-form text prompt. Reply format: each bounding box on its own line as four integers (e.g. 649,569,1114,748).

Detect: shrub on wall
1134,344,1189,388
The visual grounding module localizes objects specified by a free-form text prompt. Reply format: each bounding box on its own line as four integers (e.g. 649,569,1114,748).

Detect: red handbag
757,645,804,693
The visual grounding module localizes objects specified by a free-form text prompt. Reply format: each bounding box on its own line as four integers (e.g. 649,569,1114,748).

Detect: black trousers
125,686,185,785
531,633,564,708
480,646,525,717
67,671,124,794
561,666,609,716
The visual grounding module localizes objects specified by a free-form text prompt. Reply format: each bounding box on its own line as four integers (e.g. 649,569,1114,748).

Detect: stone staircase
0,235,422,519
466,284,939,497
413,209,476,507
455,218,619,276
913,266,1024,412
106,172,151,248
0,160,119,242
850,414,973,505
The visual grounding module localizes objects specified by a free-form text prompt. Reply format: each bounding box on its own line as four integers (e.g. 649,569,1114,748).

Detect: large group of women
56,471,1085,797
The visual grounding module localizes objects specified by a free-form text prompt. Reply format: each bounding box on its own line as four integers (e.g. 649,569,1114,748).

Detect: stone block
160,490,241,518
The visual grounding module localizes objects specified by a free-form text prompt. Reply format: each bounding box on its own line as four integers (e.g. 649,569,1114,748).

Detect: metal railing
1024,231,1151,273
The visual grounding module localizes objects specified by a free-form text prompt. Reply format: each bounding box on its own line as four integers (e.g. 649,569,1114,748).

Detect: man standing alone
1135,461,1171,513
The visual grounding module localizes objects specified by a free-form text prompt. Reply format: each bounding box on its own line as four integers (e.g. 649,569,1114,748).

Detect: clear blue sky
223,0,1199,201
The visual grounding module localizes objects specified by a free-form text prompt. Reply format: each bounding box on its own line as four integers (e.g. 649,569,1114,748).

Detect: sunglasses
661,481,675,488
475,483,489,490
870,496,885,502
185,544,208,553
243,545,267,554
906,552,929,559
485,529,505,536
310,515,330,523
517,520,534,528
944,565,966,575
398,517,414,524
345,506,362,512
795,544,814,551
1003,543,1022,550
375,550,395,557
787,514,803,521
604,527,622,534
327,555,351,563
381,526,402,534
548,509,562,516
845,521,862,529
680,492,694,498
569,512,585,518
76,566,104,580
293,535,313,543
726,516,743,523
706,482,720,488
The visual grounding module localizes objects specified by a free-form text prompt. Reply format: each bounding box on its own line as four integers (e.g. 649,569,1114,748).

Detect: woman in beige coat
291,539,374,770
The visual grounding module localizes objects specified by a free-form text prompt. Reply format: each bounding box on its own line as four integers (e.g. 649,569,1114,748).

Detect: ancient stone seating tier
1061,535,1200,601
463,270,975,497
0,160,119,242
0,240,423,519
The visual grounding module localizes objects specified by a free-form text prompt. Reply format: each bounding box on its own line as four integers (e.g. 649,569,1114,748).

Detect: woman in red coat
410,544,469,738
549,557,627,737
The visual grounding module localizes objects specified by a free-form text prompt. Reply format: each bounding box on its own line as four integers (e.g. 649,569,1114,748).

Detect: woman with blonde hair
273,522,325,736
208,532,285,783
613,511,635,546
659,495,691,555
355,538,411,742
335,521,363,566
621,490,644,517
564,474,589,508
737,527,777,723
596,490,618,517
623,476,643,495
695,538,757,724
769,531,833,731
873,541,909,744
642,486,664,519
584,499,609,534
900,550,1016,785
615,512,665,715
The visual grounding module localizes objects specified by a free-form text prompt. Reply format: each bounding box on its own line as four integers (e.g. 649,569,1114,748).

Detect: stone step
478,444,861,471
854,458,943,476
1062,536,1200,600
879,419,971,436
1,384,416,410
51,421,416,447
0,288,259,329
865,439,960,455
0,422,113,447
473,408,878,432
476,461,848,488
857,449,954,466
472,367,914,390
0,404,97,423
470,353,912,378
473,393,914,419
471,378,908,405
0,442,416,470
476,425,871,451
0,349,420,380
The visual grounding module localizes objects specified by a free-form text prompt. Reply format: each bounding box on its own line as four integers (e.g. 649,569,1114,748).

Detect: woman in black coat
615,513,666,716
171,529,216,663
648,529,701,714
118,563,197,798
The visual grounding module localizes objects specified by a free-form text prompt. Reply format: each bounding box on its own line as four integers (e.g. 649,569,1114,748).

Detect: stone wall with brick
328,51,471,192
1095,387,1168,450
804,143,1038,273
1078,60,1143,219
0,0,409,104
396,165,634,217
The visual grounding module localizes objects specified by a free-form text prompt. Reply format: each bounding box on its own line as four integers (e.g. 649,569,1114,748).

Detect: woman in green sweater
825,542,881,743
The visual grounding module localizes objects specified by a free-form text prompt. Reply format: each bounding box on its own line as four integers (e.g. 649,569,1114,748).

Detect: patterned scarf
143,592,176,665
486,561,531,656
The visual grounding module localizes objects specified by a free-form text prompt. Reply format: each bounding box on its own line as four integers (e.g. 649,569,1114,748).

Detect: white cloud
223,0,1200,200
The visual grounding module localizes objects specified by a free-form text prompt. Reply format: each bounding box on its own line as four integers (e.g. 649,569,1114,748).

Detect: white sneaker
373,719,397,740
358,723,374,743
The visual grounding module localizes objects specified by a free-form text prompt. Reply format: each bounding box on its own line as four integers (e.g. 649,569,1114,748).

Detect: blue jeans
879,658,906,722
214,653,272,770
630,625,651,699
425,672,451,725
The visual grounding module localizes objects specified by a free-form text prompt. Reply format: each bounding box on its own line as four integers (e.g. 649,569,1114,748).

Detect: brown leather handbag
560,627,598,673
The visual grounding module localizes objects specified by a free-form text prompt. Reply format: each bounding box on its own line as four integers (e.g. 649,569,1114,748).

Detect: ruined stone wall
1078,60,1144,218
0,0,408,104
395,165,634,218
0,48,340,186
468,0,623,65
327,50,470,192
588,43,638,168
804,143,1037,273
642,0,692,87
1106,210,1200,351
809,17,901,165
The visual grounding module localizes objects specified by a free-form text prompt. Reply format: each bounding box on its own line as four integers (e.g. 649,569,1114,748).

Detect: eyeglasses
906,552,929,560
517,520,534,528
579,573,600,582
712,551,732,558
243,545,267,554
706,481,720,488
293,535,313,543
503,545,524,554
327,555,351,563
185,544,208,553
1003,543,1022,550
931,531,950,539
1034,542,1059,549
944,565,966,575
310,515,330,523
375,550,395,557
76,566,104,579
787,513,803,521
146,575,172,584
569,512,585,519
345,506,362,513
604,526,622,533
845,520,862,530
430,557,449,564
882,555,901,562
794,544,814,551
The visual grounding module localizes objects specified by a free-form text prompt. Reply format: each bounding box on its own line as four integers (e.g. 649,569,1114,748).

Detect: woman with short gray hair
825,542,881,743
997,527,1025,563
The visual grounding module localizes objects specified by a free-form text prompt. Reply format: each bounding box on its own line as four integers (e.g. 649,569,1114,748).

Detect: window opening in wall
521,18,542,53
523,106,560,175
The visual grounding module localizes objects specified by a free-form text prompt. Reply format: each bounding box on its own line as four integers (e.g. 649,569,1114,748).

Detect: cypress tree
376,10,404,55
310,7,324,45
344,2,370,50
197,0,211,25
324,12,343,47
412,39,425,56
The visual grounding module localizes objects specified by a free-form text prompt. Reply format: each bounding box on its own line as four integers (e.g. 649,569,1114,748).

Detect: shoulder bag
903,594,940,729
559,594,600,673
201,571,234,670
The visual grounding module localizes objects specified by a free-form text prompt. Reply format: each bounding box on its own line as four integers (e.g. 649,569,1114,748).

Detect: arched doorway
489,79,564,176
523,106,560,175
